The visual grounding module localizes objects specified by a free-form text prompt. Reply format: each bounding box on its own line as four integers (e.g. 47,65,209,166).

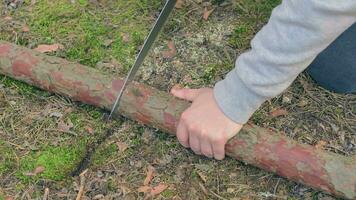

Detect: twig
45,128,78,136
210,190,228,200
274,178,281,194
75,169,88,200
42,188,49,200
5,141,26,150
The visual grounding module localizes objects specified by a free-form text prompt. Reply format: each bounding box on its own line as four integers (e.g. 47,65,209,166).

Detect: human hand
171,87,243,160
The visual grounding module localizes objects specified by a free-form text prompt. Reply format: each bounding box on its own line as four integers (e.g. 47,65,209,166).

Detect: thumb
171,86,201,101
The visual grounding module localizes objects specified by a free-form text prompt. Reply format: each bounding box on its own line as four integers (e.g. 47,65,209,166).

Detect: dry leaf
138,186,151,193
23,166,45,176
315,140,327,150
143,166,155,186
23,172,35,176
116,141,128,152
4,16,12,21
92,194,105,200
34,166,45,175
34,44,63,53
196,171,207,182
84,126,94,134
64,108,73,114
175,0,184,9
58,119,74,132
162,41,177,59
203,7,215,21
22,25,30,32
122,33,131,43
103,39,113,47
5,197,14,200
270,108,289,117
150,183,168,196
118,184,131,196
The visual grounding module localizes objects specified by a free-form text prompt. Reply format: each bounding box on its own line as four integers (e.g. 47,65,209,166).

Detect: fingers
189,132,201,155
176,121,189,148
171,87,201,101
201,139,213,158
212,139,225,160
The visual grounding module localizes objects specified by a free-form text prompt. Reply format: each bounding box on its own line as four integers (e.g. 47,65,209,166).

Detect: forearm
214,0,356,124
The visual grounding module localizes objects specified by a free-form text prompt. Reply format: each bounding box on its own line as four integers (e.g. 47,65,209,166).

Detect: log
0,41,355,199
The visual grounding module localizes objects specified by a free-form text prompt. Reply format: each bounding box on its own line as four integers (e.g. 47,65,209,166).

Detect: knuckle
180,111,189,121
212,136,223,143
200,129,208,137
188,124,199,133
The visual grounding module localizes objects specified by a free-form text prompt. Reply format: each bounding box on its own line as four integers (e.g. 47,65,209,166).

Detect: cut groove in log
0,41,355,199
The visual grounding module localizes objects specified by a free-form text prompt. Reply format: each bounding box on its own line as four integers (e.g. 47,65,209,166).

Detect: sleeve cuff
213,71,267,124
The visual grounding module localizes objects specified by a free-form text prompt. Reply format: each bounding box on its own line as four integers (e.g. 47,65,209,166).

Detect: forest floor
0,0,355,199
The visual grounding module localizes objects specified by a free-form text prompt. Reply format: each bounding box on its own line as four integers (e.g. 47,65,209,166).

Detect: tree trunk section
0,41,355,199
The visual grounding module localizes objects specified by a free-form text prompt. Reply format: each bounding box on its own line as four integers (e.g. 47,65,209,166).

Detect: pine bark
0,41,355,199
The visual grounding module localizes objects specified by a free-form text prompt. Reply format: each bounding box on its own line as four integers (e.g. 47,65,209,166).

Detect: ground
0,0,355,199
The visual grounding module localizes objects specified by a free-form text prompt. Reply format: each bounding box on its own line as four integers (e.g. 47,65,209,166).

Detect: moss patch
17,144,86,182
5,0,162,69
92,143,118,166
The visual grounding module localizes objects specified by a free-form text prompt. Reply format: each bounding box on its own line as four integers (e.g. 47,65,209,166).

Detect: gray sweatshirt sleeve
214,0,356,124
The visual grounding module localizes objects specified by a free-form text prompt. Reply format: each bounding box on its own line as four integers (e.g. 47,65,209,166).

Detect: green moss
17,144,86,182
92,143,118,166
161,189,176,198
0,140,17,176
16,0,161,68
229,0,281,48
0,75,50,97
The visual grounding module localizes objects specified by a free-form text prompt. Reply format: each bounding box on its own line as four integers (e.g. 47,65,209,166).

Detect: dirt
0,0,355,199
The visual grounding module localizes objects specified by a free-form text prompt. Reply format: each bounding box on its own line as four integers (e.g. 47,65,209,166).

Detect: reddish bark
0,41,355,199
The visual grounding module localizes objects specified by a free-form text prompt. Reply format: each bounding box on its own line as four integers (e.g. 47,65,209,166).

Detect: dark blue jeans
307,23,356,94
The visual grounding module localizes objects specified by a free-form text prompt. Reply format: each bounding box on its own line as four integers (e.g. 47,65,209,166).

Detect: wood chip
116,141,129,152
138,186,151,193
270,108,289,117
42,188,49,200
122,33,131,43
150,183,168,196
143,166,155,186
315,140,327,150
22,25,30,32
162,41,177,59
203,7,215,21
175,0,184,9
34,44,63,53
34,166,45,175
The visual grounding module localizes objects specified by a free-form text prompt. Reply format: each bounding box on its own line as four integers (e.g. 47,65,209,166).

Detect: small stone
227,188,235,193
92,194,105,200
129,160,135,166
96,170,104,178
345,142,355,152
298,99,308,107
49,112,63,118
103,39,113,47
282,95,292,104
